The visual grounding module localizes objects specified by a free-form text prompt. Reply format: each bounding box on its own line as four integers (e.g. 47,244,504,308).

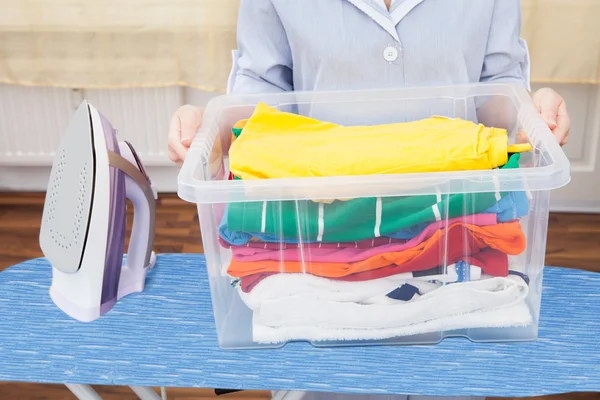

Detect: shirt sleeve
230,0,294,94
480,0,531,91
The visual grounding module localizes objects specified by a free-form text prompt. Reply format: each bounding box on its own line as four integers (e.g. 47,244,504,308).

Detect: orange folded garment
227,221,526,278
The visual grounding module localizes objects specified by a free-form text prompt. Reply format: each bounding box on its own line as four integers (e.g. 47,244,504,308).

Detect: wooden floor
1,192,599,400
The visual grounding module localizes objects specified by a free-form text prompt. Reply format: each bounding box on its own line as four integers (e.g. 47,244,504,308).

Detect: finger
168,141,188,164
167,147,180,166
535,90,561,130
168,147,184,167
168,113,182,143
167,115,189,162
179,106,202,146
553,101,570,145
560,129,569,145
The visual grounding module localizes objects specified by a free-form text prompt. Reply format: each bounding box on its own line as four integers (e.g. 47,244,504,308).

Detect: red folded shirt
239,247,508,293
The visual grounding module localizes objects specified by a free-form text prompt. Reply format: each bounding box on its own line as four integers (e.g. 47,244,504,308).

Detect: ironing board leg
272,391,306,400
130,385,163,400
65,384,103,400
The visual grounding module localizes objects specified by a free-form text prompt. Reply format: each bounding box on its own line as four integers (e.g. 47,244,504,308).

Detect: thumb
534,89,559,130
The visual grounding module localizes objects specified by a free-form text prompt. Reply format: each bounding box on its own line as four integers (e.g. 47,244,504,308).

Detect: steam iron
39,100,157,322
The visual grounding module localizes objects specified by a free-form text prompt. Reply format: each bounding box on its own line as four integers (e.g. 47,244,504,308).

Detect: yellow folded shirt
228,103,531,180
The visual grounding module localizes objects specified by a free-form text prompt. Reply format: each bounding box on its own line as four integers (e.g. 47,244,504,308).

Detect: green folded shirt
226,153,522,243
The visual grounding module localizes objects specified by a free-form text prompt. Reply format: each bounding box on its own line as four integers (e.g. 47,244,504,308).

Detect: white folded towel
239,273,414,310
242,275,530,343
253,301,532,343
238,264,482,310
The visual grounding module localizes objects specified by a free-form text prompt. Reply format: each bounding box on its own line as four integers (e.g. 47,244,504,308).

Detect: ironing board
0,254,599,399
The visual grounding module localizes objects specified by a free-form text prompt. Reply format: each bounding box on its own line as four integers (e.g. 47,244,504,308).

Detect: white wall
0,83,598,212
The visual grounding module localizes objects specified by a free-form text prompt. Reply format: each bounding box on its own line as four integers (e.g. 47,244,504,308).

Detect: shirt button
383,46,398,62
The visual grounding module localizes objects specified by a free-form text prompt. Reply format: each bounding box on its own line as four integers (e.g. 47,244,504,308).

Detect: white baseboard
547,200,600,214
0,166,179,193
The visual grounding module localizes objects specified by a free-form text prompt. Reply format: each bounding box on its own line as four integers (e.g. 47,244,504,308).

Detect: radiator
0,84,219,166
0,84,219,191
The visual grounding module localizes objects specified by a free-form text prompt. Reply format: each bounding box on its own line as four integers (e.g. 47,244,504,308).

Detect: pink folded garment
229,213,498,264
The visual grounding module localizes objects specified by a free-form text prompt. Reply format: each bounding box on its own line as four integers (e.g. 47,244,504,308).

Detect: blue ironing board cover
0,254,599,397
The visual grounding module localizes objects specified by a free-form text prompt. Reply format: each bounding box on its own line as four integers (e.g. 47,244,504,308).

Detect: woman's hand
532,88,570,146
167,105,205,166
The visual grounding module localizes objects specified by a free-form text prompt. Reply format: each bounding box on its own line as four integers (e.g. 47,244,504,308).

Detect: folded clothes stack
218,103,534,344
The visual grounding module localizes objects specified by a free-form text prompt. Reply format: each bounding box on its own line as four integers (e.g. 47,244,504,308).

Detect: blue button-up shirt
228,0,530,95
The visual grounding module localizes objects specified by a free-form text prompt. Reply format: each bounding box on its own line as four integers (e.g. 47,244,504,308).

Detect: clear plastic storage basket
178,83,570,349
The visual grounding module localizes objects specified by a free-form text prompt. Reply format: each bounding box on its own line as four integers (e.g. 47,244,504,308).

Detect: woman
167,2,570,399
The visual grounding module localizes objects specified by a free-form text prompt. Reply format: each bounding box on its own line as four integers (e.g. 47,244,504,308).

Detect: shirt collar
389,0,425,26
345,0,425,43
